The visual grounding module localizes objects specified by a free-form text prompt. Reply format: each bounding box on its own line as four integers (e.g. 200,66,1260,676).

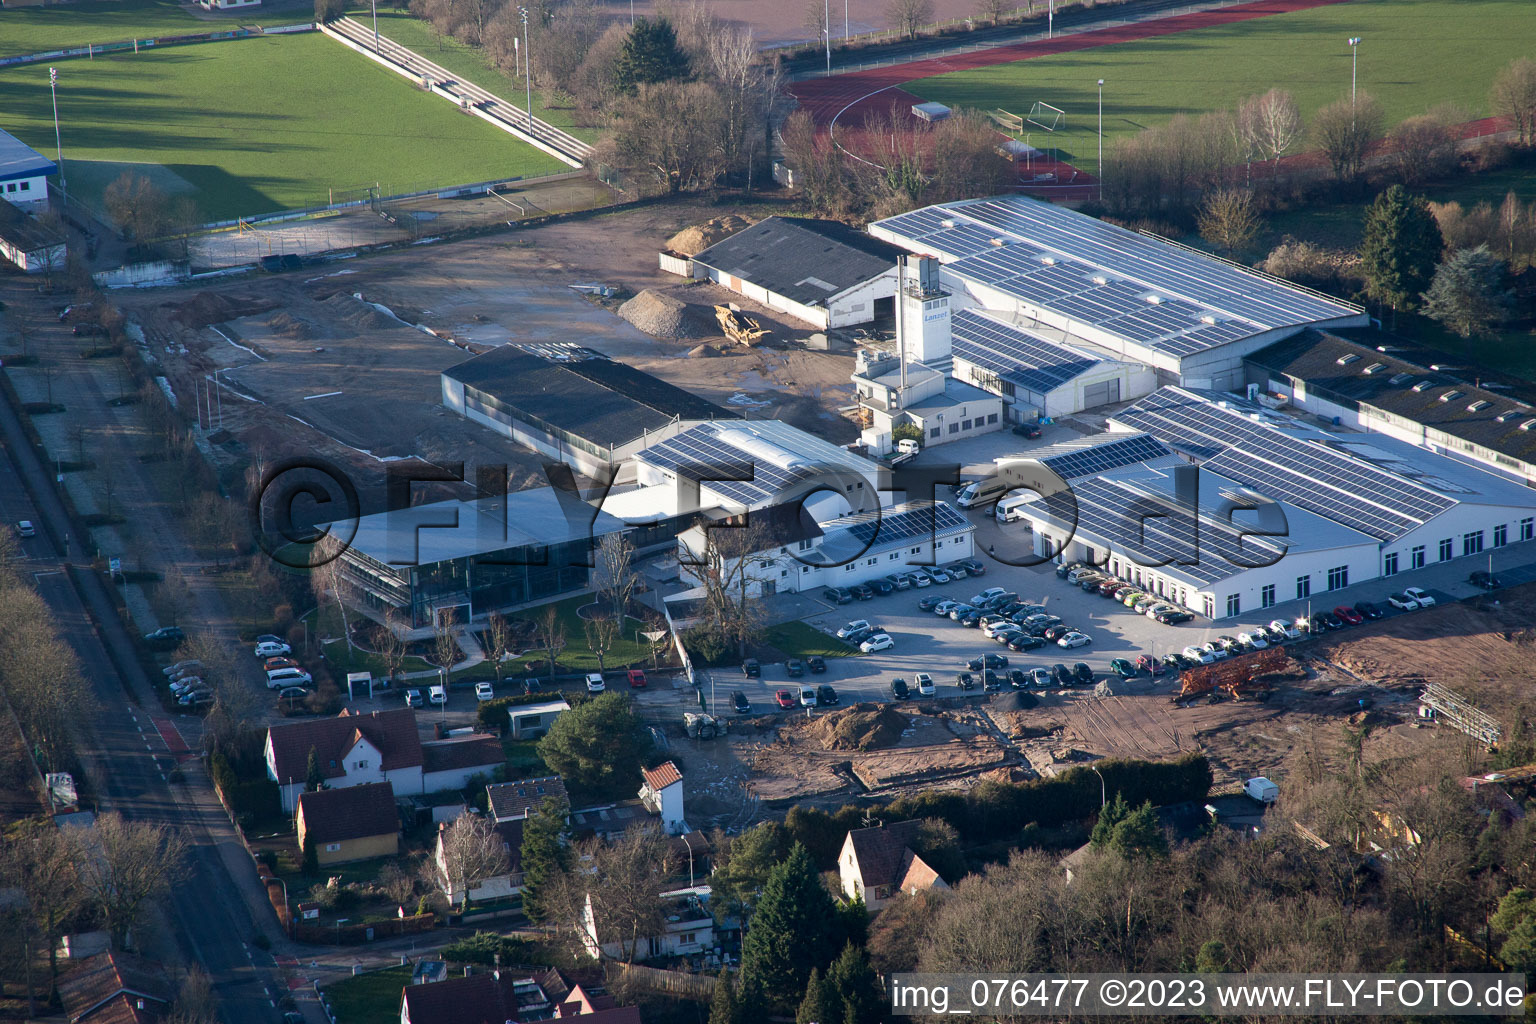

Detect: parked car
1403,586,1436,607
889,677,911,701
276,686,309,701
1182,645,1215,664
785,659,806,678
1007,633,1045,652
254,634,285,646
967,653,1008,670
887,573,912,591
253,640,290,658
1237,632,1268,649
585,673,606,694
1050,663,1073,686
860,633,895,653
823,587,854,605
1029,667,1053,688
915,673,936,697
982,670,1003,693
144,626,186,650
836,620,872,639
799,685,817,708
732,691,751,714
522,678,543,695
807,656,827,673
1321,610,1345,630
264,656,300,672
743,658,761,678
1470,570,1503,590
909,572,933,589
849,583,875,601
405,689,424,708
1071,662,1093,685
1334,606,1364,626
627,669,648,688
927,568,952,584
956,671,975,690
817,684,839,706
844,625,882,645
1043,624,1076,642
1162,610,1196,625
179,691,214,707
918,595,944,612
475,682,495,702
1097,578,1124,596
1006,669,1027,689
944,565,969,580
1055,561,1083,579
1162,654,1187,674
15,520,35,538
1269,618,1302,639
169,677,202,695
956,558,986,576
990,626,1024,644
948,604,977,621
869,578,895,596
1387,592,1421,611
1132,595,1158,613
1057,631,1091,648
775,689,796,709
972,586,1007,606
1354,600,1384,620
266,668,312,689
162,659,200,676
958,609,982,627
428,685,447,705
1110,658,1137,677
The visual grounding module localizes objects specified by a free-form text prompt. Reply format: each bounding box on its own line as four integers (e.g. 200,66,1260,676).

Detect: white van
266,667,313,689
896,438,921,456
1244,777,1279,804
995,492,1036,523
955,477,1011,509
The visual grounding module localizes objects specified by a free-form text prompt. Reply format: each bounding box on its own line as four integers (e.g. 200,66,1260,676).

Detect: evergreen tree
708,969,738,1024
1195,939,1231,972
1108,801,1169,860
1360,185,1444,312
1492,888,1536,974
712,821,789,923
520,796,570,924
305,745,323,792
824,943,882,1024
834,894,869,951
738,843,840,1014
1421,245,1516,338
301,834,318,877
613,18,690,94
1089,794,1131,849
796,968,838,1024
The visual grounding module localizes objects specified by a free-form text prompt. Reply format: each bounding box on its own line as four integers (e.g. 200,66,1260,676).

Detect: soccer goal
1026,100,1065,132
988,109,1025,136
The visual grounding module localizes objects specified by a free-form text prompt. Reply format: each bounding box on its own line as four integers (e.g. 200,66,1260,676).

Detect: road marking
304,391,343,400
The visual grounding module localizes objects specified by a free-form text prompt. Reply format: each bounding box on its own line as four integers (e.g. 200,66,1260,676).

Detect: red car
627,669,647,688
775,689,796,709
1333,605,1364,626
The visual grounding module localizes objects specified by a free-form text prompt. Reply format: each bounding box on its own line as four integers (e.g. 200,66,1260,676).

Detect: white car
1201,642,1230,660
265,668,312,689
971,587,1006,606
927,568,952,584
909,572,932,588
162,659,200,676
915,672,935,696
799,685,817,707
428,685,447,705
585,673,606,694
254,641,291,658
1182,645,1216,664
836,620,871,640
475,682,495,702
859,633,894,653
1403,586,1436,607
1029,667,1053,688
1237,632,1268,649
1268,619,1301,640
15,520,35,538
933,600,959,616
1056,631,1091,648
981,619,1016,639
169,676,202,694
1387,592,1421,611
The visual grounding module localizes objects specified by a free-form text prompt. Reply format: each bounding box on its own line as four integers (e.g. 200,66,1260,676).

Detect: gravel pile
666,215,752,256
687,344,720,358
995,690,1039,712
617,289,708,339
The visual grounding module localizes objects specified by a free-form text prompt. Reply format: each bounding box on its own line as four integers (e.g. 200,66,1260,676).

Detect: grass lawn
0,33,565,222
904,0,1536,177
501,737,548,777
504,595,654,673
0,0,292,60
356,11,602,144
760,620,858,659
323,965,411,1024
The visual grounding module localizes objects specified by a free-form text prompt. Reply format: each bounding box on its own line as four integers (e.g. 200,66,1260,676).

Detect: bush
890,422,923,445
681,624,732,667
441,931,537,966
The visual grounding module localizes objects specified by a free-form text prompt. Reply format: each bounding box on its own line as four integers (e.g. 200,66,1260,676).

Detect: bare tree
433,608,460,671
377,861,418,907
77,813,186,950
1241,88,1303,171
1,821,84,1005
484,612,512,685
577,825,676,963
1310,93,1385,181
103,171,168,248
1389,107,1460,186
682,518,775,658
608,81,729,194
887,0,934,39
437,813,511,903
975,0,1010,25
594,533,638,622
1198,188,1263,257
535,604,567,676
375,609,409,685
583,614,620,674
1491,57,1536,147
804,0,828,38
166,970,218,1024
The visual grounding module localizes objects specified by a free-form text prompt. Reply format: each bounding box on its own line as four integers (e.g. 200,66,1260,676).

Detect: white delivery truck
1244,777,1279,804
995,492,1036,523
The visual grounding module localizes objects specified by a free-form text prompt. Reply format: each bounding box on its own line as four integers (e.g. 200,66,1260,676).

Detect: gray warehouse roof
443,344,734,450
1248,328,1536,468
949,308,1107,395
691,216,903,307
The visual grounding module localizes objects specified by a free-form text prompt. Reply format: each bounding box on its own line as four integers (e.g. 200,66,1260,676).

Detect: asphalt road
0,385,299,1024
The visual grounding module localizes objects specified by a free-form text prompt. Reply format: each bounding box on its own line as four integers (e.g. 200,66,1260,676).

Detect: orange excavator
1174,647,1289,703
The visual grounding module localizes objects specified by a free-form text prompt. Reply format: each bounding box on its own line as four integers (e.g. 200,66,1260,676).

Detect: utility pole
519,7,532,130
824,0,831,77
372,0,379,51
48,67,66,200
1097,79,1104,198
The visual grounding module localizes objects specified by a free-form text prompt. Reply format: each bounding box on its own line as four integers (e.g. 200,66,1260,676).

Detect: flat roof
692,216,903,307
811,500,972,565
1248,328,1536,467
1112,387,1536,543
903,376,998,412
444,344,734,450
871,196,1363,358
0,131,55,183
1015,432,1178,480
635,419,877,509
334,487,629,567
949,308,1107,395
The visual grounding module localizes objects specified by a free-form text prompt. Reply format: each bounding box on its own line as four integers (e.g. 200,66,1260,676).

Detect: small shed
911,102,951,123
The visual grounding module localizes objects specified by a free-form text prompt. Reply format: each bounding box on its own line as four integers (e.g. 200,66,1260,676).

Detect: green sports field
0,0,286,60
0,32,566,222
903,0,1536,177
356,10,601,144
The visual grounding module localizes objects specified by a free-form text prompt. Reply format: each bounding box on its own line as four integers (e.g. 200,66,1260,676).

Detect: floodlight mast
1348,37,1361,107
1097,79,1104,199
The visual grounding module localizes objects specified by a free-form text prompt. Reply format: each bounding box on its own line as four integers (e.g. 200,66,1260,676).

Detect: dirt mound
995,690,1039,712
666,215,753,257
267,311,316,340
617,289,709,339
688,343,720,358
170,291,278,328
806,703,909,752
320,293,399,331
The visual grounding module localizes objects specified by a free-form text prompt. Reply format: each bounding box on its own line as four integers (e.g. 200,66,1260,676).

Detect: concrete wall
92,259,190,289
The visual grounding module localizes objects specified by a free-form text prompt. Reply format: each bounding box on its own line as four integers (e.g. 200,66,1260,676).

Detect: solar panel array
1113,389,1454,541
636,425,796,506
822,501,970,548
1038,433,1173,479
874,197,1363,357
949,309,1102,395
